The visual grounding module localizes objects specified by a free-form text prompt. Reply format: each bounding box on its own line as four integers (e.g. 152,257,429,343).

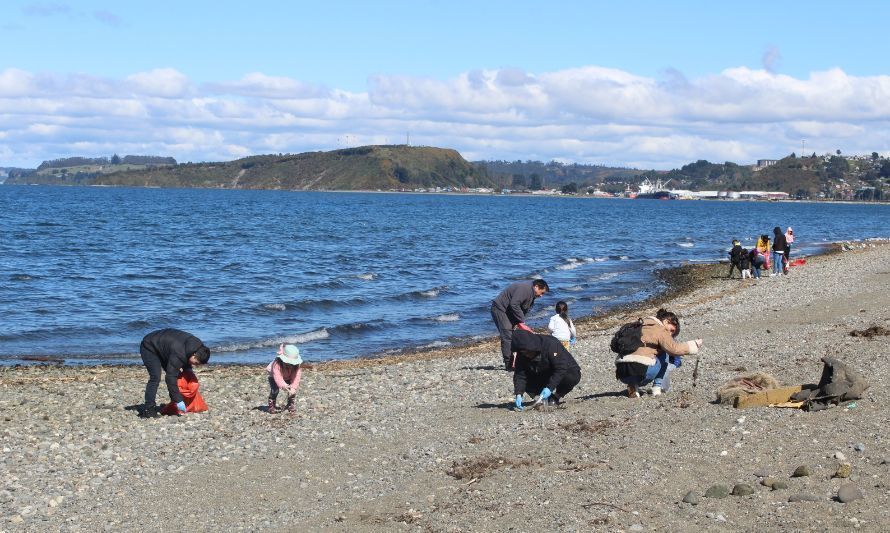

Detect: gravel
1,241,889,530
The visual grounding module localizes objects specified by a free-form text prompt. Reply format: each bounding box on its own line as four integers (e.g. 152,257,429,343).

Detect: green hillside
89,145,494,190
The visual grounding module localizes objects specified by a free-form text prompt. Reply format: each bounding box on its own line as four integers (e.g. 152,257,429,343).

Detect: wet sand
1,241,889,531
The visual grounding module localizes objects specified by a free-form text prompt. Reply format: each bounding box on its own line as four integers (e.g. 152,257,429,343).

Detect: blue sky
1,1,890,168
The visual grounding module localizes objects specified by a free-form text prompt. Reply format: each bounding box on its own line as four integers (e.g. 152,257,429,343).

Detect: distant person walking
139,328,210,418
772,226,788,276
548,301,577,349
491,279,549,370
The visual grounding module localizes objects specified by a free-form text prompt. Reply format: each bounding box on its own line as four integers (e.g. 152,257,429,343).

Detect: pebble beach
2,241,889,532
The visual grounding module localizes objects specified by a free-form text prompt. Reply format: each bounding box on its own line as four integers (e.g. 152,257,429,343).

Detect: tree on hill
561,182,578,194
111,154,121,165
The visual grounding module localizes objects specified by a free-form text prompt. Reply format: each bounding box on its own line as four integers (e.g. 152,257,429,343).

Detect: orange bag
161,369,209,415
789,258,806,267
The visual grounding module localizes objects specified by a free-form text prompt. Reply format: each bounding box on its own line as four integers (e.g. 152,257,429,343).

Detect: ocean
1,185,887,365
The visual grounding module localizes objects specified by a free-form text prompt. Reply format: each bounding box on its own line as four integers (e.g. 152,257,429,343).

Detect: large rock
705,484,730,499
682,491,700,505
732,483,754,496
792,465,811,477
837,484,863,503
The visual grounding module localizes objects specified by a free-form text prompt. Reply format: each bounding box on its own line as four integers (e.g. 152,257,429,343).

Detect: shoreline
5,239,875,370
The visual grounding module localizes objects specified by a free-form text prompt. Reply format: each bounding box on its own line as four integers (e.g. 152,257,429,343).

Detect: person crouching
510,329,581,411
267,344,303,414
614,309,702,398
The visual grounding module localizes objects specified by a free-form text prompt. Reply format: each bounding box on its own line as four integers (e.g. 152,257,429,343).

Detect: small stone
792,465,811,477
682,491,700,505
753,468,770,478
732,483,754,496
853,443,865,452
10,515,24,524
761,477,777,488
705,484,730,499
837,484,863,503
629,524,644,532
771,481,789,490
0,489,12,503
789,493,821,502
834,451,847,461
834,463,852,479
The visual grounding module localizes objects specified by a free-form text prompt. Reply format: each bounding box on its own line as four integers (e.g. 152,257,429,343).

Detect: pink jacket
266,359,302,390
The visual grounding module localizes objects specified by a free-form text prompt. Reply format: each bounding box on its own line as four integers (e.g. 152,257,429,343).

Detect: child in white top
547,301,577,349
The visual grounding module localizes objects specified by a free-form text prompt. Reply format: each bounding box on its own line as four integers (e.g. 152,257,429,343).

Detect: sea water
1,185,887,364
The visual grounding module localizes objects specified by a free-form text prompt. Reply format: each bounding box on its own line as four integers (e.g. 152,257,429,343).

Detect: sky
2,0,890,169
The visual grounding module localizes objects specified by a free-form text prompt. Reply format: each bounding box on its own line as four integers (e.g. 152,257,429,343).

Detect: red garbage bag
789,258,806,267
161,369,209,415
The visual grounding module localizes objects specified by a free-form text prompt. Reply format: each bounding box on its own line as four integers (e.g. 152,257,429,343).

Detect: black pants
727,262,741,278
490,306,516,370
140,343,163,410
524,368,582,399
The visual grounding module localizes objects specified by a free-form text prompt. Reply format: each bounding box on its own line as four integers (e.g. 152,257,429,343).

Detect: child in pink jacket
266,344,303,414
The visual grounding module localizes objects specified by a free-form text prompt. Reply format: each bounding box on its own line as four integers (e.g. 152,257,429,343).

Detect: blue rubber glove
569,337,576,347
514,395,524,411
540,387,552,400
176,401,187,413
670,356,682,368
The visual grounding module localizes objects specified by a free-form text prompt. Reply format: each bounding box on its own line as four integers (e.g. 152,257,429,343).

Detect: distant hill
477,160,643,191
6,146,496,191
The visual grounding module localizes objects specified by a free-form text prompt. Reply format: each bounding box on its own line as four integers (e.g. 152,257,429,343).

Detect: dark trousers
268,376,295,400
727,262,741,278
491,306,516,370
524,368,582,399
140,343,162,409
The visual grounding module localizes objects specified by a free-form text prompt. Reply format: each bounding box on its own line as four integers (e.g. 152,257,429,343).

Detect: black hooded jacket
772,227,788,254
140,329,204,403
510,330,581,395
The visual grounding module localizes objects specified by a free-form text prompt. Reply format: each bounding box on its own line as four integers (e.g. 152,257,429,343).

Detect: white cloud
2,65,890,168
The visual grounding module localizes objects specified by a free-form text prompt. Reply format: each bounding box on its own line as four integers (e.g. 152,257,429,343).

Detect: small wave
213,328,330,353
419,289,441,298
10,274,33,281
221,262,242,271
419,340,451,350
432,313,460,322
589,272,621,282
307,279,346,289
563,285,586,292
126,320,152,329
677,242,695,248
331,321,388,334
619,255,630,260
261,303,286,312
356,273,376,281
593,257,608,262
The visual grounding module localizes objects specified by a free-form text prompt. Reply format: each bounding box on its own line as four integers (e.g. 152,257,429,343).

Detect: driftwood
733,385,804,408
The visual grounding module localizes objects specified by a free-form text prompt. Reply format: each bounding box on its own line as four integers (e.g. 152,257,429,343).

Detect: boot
268,397,277,414
286,395,296,413
139,405,160,419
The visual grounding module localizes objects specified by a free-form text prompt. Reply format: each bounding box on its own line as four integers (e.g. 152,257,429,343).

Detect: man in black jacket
139,329,210,418
772,226,788,276
510,329,581,410
491,279,549,370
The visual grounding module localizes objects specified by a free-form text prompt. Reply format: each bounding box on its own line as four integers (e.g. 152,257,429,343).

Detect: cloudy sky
2,0,890,169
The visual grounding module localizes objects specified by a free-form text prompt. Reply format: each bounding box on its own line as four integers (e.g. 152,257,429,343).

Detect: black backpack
610,319,645,356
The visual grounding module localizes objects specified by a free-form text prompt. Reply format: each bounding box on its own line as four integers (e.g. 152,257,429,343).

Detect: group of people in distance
728,226,794,279
138,272,703,417
490,279,702,407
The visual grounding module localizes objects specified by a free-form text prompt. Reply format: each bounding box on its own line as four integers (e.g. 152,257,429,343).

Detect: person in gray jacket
490,279,549,370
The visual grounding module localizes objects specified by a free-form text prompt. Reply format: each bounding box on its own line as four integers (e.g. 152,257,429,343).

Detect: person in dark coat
491,279,549,370
139,329,210,418
771,226,788,276
510,329,581,410
727,239,745,278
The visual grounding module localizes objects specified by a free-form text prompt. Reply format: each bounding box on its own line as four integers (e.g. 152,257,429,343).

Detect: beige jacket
617,317,699,365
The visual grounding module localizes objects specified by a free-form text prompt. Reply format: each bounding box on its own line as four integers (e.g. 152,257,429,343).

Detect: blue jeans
752,256,764,278
618,356,671,388
772,252,784,275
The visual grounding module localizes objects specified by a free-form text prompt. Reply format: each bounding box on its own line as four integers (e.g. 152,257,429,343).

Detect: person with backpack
511,329,581,410
490,279,549,370
612,309,702,398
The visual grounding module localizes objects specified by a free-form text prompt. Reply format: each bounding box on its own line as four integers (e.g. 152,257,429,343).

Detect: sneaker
139,406,160,419
651,386,663,396
268,398,277,414
627,385,640,398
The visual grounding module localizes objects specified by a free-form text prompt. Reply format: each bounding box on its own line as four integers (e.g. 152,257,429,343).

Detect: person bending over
511,329,581,410
614,309,701,398
139,328,210,418
490,279,549,370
